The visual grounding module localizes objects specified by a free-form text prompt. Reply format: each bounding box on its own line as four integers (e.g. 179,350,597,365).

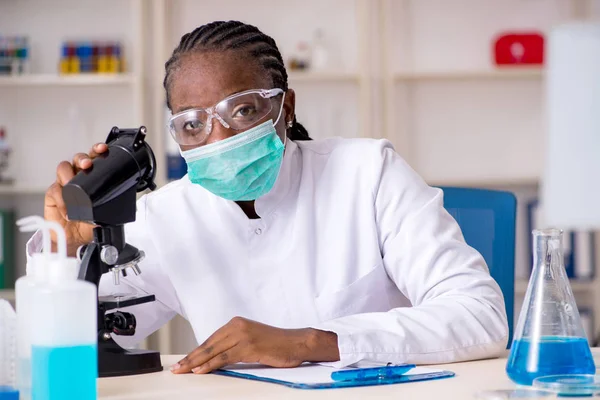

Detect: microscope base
98,339,163,378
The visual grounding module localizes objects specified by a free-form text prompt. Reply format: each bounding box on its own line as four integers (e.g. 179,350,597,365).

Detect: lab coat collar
254,138,300,218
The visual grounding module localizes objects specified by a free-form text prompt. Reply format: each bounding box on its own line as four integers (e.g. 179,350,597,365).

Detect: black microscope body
62,126,163,377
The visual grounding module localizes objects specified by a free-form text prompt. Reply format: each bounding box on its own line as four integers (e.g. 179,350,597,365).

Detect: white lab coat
27,137,508,367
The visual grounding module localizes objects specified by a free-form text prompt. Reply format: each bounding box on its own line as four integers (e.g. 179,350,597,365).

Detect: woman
32,21,508,374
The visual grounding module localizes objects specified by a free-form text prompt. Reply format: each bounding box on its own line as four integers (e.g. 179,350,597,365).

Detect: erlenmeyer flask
506,229,595,385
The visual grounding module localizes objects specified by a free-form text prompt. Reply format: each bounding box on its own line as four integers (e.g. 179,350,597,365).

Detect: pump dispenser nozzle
45,220,78,282
17,216,53,280
17,217,78,282
17,216,50,254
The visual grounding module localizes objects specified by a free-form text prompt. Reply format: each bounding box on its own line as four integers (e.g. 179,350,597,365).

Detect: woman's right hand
44,143,108,256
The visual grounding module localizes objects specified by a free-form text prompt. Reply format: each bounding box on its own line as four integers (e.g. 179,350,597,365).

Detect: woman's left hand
170,317,340,374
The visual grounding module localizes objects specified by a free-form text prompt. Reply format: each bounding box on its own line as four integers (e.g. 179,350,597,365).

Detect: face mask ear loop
273,91,286,127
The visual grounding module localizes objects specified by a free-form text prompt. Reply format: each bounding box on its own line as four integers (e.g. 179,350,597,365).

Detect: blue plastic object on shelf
167,154,187,181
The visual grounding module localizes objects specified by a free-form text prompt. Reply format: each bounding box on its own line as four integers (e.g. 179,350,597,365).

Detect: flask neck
533,229,563,267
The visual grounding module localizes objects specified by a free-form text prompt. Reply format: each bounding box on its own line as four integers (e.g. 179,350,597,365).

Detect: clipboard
213,363,455,390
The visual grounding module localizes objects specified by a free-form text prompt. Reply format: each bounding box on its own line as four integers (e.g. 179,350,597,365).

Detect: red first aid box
493,32,544,65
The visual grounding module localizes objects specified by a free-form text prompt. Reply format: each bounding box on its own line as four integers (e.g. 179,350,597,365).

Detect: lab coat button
254,228,262,235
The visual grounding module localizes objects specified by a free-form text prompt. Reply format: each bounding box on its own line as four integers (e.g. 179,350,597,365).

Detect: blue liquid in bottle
506,336,596,386
0,386,19,400
31,344,97,400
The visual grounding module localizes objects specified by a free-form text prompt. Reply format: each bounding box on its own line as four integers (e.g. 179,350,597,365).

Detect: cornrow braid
164,20,312,141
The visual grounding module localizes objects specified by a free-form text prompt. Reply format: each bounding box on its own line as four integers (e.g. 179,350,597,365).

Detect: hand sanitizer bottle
0,299,18,400
29,219,98,400
15,216,54,400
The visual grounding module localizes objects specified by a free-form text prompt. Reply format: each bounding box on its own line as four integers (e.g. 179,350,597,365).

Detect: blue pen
330,364,416,382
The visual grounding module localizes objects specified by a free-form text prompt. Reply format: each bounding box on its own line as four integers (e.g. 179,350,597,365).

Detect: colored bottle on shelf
16,37,28,61
97,43,109,73
26,217,98,400
59,43,71,74
60,42,80,74
115,42,125,73
16,37,29,74
0,37,9,75
6,38,17,75
92,43,99,73
106,43,120,73
68,43,80,74
78,42,93,73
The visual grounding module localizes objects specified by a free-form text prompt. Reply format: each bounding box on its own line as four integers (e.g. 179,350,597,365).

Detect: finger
172,327,239,374
56,161,76,186
88,143,108,158
72,152,92,170
45,182,68,220
191,348,241,374
175,320,235,365
172,335,238,374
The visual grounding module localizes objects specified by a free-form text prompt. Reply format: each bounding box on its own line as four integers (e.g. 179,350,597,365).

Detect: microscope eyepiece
62,126,157,226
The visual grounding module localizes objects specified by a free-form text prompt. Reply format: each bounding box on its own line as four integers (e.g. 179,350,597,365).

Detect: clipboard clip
330,364,416,382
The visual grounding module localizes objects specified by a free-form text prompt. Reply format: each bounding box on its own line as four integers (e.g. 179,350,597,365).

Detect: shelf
516,279,595,295
0,289,15,301
0,73,138,87
0,184,47,195
288,70,359,83
395,68,543,81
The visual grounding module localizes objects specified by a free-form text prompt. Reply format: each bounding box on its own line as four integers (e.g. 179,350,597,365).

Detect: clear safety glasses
168,88,285,146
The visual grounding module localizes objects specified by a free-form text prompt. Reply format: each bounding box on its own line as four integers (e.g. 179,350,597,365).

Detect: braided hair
164,20,311,141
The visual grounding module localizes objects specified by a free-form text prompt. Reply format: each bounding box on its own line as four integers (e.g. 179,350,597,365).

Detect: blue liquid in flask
506,336,595,386
31,344,97,400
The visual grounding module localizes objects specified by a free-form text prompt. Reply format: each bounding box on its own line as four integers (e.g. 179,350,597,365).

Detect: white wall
406,79,543,183
0,86,136,188
389,0,581,183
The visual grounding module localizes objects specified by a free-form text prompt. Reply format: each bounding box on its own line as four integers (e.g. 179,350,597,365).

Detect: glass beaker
506,229,595,385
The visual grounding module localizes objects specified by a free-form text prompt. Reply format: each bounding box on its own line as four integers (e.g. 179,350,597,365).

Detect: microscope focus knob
101,245,119,265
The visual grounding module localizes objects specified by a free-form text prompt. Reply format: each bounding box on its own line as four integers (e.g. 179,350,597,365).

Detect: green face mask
180,120,285,201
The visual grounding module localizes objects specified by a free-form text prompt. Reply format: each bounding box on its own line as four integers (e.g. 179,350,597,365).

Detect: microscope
62,126,163,377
